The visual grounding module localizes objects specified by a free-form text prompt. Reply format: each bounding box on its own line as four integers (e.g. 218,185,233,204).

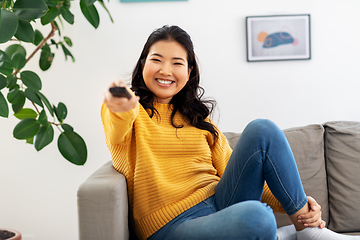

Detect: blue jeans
148,119,307,240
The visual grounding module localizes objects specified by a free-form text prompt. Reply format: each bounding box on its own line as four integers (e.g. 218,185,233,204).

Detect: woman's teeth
156,79,173,85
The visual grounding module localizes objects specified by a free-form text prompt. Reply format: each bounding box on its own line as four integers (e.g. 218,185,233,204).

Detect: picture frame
246,14,311,62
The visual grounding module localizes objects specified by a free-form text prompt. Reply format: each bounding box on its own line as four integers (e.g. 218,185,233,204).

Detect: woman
102,25,359,240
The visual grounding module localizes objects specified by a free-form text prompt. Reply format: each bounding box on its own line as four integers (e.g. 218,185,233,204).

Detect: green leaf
20,70,42,91
5,44,27,59
53,20,61,36
34,124,54,151
6,75,17,89
61,123,73,132
11,52,26,71
58,102,67,119
26,137,34,144
36,91,54,116
13,118,40,140
11,91,25,113
7,86,23,104
54,102,67,122
61,44,75,62
14,108,38,120
1,0,14,8
50,39,58,49
62,0,71,9
40,6,59,25
13,0,48,21
0,50,14,76
33,29,44,45
39,48,54,71
37,109,48,126
80,0,99,29
39,51,54,71
60,6,74,25
58,131,87,165
14,19,35,43
0,74,7,90
45,0,60,7
0,91,9,118
63,36,72,47
41,43,50,52
24,88,43,108
84,0,97,5
98,0,113,23
0,9,19,44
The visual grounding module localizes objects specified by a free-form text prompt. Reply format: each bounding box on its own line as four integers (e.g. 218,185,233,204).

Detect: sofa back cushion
224,123,329,228
324,121,360,232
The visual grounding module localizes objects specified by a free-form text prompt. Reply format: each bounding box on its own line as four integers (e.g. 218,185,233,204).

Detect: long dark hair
131,25,218,140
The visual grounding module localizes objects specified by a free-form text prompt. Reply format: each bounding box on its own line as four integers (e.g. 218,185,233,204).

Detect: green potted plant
0,0,112,237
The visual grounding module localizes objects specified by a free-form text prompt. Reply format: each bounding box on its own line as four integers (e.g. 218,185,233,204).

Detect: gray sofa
78,121,360,240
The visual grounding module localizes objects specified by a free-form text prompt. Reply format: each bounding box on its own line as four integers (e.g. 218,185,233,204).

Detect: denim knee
245,119,281,137
233,201,277,239
241,119,286,149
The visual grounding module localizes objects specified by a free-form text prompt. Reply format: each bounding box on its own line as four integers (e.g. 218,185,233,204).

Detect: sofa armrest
78,161,129,240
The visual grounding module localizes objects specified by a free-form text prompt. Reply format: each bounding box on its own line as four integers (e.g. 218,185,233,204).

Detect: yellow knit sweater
101,102,284,240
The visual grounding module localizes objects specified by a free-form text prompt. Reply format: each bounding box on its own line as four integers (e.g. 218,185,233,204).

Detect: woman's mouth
156,79,174,85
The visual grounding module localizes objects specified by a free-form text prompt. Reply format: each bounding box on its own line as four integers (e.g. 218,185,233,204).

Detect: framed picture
246,14,311,62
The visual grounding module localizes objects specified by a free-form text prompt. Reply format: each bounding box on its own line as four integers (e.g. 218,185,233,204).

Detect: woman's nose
159,62,172,76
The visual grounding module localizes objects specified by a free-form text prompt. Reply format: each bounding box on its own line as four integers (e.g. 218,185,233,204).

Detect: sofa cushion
324,121,360,233
277,124,328,227
224,123,329,228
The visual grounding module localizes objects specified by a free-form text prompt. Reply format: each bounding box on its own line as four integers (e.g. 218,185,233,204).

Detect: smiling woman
101,25,224,240
142,40,192,104
130,25,218,137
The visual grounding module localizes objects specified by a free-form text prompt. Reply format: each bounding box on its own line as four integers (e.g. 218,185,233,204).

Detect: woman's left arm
298,196,326,228
209,132,233,177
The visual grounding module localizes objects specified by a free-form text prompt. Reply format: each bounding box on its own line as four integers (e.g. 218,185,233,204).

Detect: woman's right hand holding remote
103,80,140,113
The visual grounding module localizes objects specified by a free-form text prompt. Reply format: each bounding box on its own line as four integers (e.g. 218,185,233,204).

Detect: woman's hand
103,80,140,113
298,196,326,228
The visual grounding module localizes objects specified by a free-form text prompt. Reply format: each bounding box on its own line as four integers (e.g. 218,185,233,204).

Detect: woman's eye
174,62,184,66
151,58,161,62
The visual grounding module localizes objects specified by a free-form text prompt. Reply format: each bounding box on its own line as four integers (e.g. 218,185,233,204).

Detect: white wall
1,0,360,239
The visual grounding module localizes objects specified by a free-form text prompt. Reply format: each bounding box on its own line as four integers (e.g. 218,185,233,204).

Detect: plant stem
26,21,58,64
13,22,58,76
32,101,61,126
56,125,63,132
31,101,40,115
50,121,62,126
26,22,58,63
24,22,61,127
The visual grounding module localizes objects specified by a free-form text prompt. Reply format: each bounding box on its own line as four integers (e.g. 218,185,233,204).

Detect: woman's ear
188,66,193,79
